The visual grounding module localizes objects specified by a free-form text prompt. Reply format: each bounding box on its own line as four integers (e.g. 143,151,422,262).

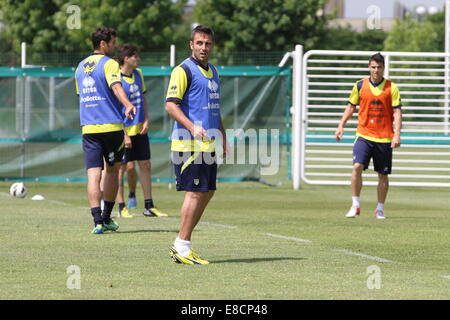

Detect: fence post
49,77,55,131
292,44,303,190
384,53,390,79
445,0,450,135
21,42,26,68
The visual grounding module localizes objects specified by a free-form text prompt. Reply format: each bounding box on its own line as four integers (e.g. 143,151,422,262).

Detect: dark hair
369,52,385,66
116,44,139,66
91,27,117,50
191,24,215,42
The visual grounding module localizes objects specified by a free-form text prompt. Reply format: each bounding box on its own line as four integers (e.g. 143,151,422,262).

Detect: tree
319,26,386,52
193,0,329,53
0,0,60,53
383,15,439,52
425,10,445,52
0,0,189,65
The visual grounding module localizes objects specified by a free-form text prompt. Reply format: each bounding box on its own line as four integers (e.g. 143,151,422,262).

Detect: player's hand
140,119,149,135
125,105,136,120
219,138,230,161
191,124,210,140
391,136,401,148
124,135,132,148
335,127,344,141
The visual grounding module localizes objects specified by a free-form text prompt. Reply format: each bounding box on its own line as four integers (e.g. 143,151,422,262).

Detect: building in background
327,0,444,31
325,0,345,17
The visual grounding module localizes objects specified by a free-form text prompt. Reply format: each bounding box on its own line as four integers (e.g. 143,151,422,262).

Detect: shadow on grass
111,229,179,234
211,257,305,264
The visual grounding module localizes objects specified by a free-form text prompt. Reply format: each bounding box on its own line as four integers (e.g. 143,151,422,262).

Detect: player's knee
378,173,389,183
187,190,213,201
126,161,135,170
138,160,151,171
105,163,120,173
353,163,364,172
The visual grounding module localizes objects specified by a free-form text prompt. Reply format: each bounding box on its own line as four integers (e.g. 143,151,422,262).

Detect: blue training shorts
172,152,217,192
82,130,125,169
353,136,392,175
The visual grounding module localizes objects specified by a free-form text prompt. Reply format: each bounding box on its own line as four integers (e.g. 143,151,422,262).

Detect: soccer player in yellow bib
166,25,227,264
75,27,136,234
115,44,168,218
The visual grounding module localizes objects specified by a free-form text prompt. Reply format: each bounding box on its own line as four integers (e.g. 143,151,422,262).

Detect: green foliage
0,0,189,58
193,0,329,54
319,26,387,52
383,15,439,52
425,10,445,52
0,1,446,67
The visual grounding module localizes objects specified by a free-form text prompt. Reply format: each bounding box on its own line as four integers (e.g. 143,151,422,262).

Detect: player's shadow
211,257,305,264
116,229,179,234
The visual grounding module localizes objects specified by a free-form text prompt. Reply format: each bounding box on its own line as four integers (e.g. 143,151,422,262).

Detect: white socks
352,198,384,211
352,196,360,208
376,202,384,212
174,237,192,257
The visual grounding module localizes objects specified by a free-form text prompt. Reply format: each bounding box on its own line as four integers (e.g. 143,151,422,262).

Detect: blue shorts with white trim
82,131,124,169
353,136,392,175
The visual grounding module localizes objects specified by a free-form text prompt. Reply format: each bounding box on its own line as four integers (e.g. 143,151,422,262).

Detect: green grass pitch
0,181,449,299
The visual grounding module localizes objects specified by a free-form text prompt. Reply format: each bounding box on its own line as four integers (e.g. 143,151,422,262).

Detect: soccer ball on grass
10,182,27,198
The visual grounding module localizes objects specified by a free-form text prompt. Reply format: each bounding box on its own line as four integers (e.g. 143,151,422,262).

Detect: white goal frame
286,48,450,189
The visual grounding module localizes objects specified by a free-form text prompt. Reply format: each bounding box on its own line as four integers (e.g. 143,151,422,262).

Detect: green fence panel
0,66,292,183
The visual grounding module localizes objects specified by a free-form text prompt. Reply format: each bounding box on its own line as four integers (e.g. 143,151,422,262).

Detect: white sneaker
345,206,360,218
375,210,386,219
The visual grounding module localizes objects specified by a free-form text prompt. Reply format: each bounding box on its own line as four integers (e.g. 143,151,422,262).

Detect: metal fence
299,50,450,187
0,65,291,182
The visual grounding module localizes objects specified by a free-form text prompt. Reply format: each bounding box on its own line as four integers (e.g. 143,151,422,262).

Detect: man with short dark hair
75,27,136,234
335,52,402,219
166,25,226,264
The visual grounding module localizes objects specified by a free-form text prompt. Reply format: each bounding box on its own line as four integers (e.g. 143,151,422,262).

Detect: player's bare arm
219,119,228,159
124,131,132,148
391,107,402,148
336,103,356,141
140,95,149,135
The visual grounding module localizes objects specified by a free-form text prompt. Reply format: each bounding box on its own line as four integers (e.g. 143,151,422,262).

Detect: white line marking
442,275,450,280
46,200,71,206
265,233,312,243
333,248,393,263
199,221,238,229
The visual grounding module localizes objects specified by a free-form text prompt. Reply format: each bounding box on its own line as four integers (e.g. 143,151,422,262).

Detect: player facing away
75,27,136,234
165,25,227,264
115,44,169,218
335,52,402,219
